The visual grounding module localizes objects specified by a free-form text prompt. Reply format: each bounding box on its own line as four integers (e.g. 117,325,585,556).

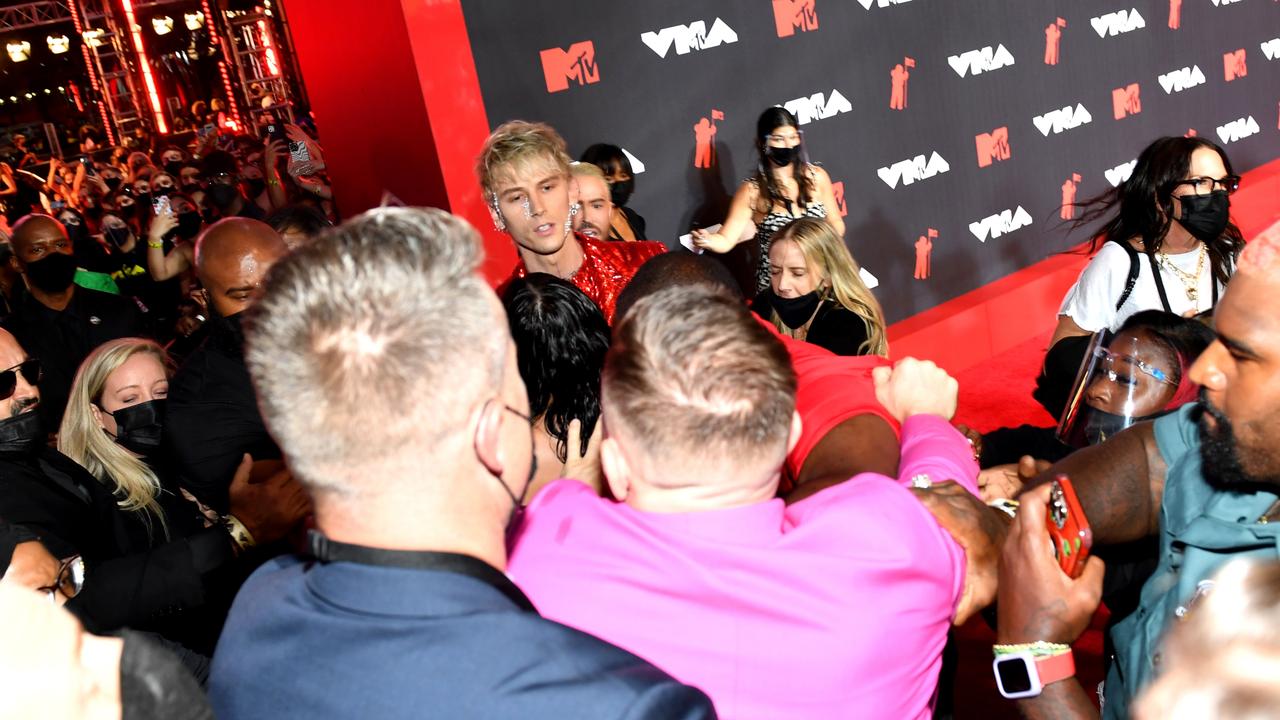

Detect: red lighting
97,101,116,146
69,83,84,113
257,20,280,77
218,60,243,129
120,0,168,134
201,0,218,45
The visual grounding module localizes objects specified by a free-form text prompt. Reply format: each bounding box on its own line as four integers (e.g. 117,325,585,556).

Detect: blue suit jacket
210,555,716,719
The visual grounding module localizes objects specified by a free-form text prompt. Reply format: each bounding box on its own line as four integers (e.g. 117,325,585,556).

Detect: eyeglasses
765,130,803,145
1172,175,1241,197
37,554,84,603
0,358,40,400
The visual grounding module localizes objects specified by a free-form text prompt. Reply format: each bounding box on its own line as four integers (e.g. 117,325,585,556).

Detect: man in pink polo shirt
508,283,991,720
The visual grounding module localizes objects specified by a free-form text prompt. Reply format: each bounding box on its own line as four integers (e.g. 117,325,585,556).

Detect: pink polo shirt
507,415,977,720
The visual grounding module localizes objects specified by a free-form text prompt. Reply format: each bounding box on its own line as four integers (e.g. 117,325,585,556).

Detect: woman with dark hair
267,204,333,251
1038,136,1243,417
579,143,646,241
502,273,611,499
692,106,844,294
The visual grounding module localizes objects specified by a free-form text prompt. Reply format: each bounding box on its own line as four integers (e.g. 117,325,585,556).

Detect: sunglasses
0,359,40,400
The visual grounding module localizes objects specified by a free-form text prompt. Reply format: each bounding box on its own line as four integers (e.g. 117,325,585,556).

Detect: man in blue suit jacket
209,207,715,719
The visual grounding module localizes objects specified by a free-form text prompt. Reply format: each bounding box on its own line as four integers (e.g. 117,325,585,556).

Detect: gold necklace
1157,243,1207,303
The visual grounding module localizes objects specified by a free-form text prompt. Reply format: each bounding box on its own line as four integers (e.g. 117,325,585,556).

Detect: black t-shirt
3,286,146,429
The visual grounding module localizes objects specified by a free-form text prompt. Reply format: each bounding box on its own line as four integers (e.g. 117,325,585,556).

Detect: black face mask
163,161,183,177
105,399,166,455
181,182,201,195
765,145,798,168
152,186,174,198
1177,190,1231,243
244,179,266,198
609,178,634,207
135,191,152,207
104,177,123,192
23,252,78,293
0,409,43,455
119,630,214,720
206,183,240,209
106,227,132,248
771,290,822,328
176,211,202,239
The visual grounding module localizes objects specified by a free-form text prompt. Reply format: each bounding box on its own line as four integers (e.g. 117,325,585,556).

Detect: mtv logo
1216,115,1260,144
969,206,1033,243
641,18,738,58
876,151,950,189
539,41,599,93
831,181,848,217
1033,103,1093,136
1111,83,1141,120
773,0,818,37
1158,65,1206,94
856,0,911,8
1263,38,1280,62
1105,159,1137,187
975,127,1011,168
783,89,852,125
1091,9,1145,38
948,44,1015,77
1223,49,1247,81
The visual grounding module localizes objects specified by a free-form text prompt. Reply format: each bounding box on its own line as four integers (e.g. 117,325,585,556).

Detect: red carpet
953,330,1057,433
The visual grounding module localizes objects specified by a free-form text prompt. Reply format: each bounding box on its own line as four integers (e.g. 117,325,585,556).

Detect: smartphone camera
152,195,172,216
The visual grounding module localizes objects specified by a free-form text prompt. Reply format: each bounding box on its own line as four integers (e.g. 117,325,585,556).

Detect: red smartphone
1046,475,1092,578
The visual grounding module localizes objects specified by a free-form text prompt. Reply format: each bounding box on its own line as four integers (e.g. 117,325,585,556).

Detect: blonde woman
753,217,888,356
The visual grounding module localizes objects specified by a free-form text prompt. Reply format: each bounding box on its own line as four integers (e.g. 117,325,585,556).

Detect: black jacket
753,293,873,356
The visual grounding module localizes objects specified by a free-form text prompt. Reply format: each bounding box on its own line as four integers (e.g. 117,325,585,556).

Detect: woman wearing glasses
692,106,844,295
1037,137,1243,418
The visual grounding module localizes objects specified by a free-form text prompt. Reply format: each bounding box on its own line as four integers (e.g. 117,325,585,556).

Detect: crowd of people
0,105,1278,720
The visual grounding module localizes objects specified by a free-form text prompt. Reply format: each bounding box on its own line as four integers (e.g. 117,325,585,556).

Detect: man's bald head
195,218,289,318
9,215,70,270
614,253,743,322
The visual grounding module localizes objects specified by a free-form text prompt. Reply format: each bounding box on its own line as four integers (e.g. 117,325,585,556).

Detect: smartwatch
993,651,1075,699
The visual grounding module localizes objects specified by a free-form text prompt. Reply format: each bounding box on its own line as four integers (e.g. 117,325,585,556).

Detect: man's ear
786,410,804,456
474,399,506,476
600,436,631,502
8,255,22,275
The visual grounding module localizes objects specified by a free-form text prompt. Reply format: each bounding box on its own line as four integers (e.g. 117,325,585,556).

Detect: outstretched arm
691,181,758,254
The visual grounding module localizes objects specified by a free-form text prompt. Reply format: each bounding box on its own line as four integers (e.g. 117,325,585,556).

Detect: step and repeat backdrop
460,0,1280,323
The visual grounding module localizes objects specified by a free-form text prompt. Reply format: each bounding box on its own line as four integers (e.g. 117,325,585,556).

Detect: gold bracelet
222,514,256,553
993,641,1070,657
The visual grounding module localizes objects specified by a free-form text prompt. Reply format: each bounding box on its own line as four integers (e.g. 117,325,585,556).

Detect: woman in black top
580,143,646,241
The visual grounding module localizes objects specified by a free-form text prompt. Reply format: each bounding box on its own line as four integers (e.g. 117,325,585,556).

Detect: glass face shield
1057,331,1181,448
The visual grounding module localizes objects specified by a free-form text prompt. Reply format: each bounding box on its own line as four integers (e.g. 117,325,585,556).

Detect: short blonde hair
570,161,606,182
476,120,572,202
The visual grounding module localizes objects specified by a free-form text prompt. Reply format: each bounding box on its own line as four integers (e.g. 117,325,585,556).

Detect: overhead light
47,34,70,54
83,29,105,48
152,16,174,35
184,12,204,30
7,41,31,62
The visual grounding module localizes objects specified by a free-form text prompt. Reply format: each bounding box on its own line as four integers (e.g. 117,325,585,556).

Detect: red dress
503,233,665,324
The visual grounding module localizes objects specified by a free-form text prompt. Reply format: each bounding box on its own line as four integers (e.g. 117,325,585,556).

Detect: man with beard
165,218,287,513
3,214,143,428
996,227,1280,719
570,162,613,240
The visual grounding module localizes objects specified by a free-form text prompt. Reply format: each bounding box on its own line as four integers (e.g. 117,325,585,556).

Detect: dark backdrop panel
460,0,1280,323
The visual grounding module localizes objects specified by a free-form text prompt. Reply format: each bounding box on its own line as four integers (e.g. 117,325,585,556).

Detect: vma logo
642,18,737,58
970,206,1033,243
1263,38,1280,61
1105,160,1137,187
1033,104,1092,136
877,152,950,189
1216,115,1260,144
975,127,1011,168
539,41,599,93
773,0,818,37
1158,65,1206,94
783,89,852,125
857,0,912,8
1091,9,1145,38
1223,49,1248,81
1211,0,1243,5
948,44,1015,77
831,181,848,217
1112,84,1141,120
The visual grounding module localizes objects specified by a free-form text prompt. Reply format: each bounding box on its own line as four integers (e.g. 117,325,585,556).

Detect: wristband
993,641,1070,658
147,241,163,249
222,514,256,553
267,177,281,187
987,498,1020,519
